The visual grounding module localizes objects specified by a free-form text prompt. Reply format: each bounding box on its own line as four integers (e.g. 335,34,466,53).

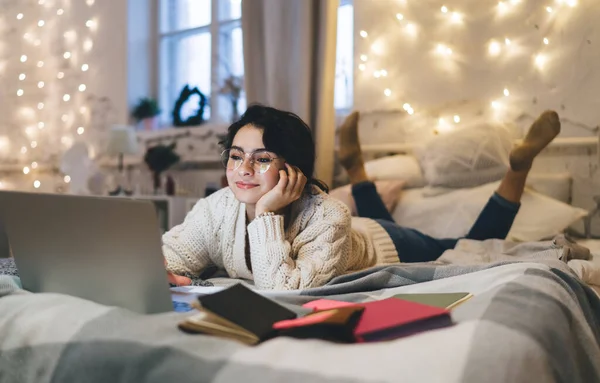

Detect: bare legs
338,111,368,184
496,110,561,203
338,110,561,204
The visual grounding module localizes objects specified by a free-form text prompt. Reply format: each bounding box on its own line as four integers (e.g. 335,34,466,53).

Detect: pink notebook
303,298,452,342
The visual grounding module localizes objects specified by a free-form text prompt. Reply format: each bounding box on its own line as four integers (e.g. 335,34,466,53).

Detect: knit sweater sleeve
246,199,351,290
162,197,213,276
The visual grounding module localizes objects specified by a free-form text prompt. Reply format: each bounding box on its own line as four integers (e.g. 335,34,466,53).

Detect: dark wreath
172,85,208,127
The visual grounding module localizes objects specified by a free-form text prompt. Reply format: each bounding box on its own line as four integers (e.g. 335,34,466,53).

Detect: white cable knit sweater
163,186,399,290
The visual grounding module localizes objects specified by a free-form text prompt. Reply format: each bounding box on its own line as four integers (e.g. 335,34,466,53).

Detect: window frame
157,0,242,125
335,0,354,114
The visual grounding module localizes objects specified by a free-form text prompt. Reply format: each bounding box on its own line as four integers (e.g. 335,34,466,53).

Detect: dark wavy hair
219,104,328,193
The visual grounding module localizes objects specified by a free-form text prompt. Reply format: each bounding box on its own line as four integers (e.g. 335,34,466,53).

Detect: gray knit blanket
1,240,599,383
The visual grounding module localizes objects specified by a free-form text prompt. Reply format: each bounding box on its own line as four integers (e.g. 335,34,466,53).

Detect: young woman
164,105,561,290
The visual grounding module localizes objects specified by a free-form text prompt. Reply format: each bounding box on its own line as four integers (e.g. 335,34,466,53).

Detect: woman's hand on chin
255,163,307,216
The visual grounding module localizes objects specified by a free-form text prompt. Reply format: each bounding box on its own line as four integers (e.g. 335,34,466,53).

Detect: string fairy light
3,0,99,187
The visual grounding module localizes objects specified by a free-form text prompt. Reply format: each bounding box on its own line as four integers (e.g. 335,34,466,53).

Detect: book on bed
178,283,296,345
391,293,473,310
302,298,454,342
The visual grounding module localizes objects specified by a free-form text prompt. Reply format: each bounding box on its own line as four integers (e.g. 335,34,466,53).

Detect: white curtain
241,0,339,186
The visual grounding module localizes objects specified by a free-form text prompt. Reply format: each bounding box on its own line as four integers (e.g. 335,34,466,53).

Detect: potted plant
132,98,161,131
143,143,180,195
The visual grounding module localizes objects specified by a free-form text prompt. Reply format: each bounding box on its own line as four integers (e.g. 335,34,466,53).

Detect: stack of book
178,283,472,345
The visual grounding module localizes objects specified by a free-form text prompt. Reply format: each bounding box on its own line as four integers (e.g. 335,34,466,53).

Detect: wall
350,0,600,232
0,0,144,168
353,0,600,142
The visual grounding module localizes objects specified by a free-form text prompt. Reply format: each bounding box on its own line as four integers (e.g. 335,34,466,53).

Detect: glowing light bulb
504,88,510,96
358,63,366,71
384,89,392,97
20,146,27,154
20,55,27,62
37,103,44,110
23,166,30,174
79,106,88,114
16,13,23,20
37,61,43,67
436,44,453,56
441,5,448,13
498,1,507,12
31,162,38,169
64,175,71,183
61,114,69,122
403,103,411,110
63,94,71,102
63,51,71,59
17,89,24,96
38,20,45,27
87,0,95,5
77,127,85,135
83,38,93,51
534,54,547,69
33,180,41,189
439,118,445,124
359,30,368,38
491,101,501,109
57,8,64,15
374,70,381,78
405,23,417,36
406,108,415,115
37,122,44,129
78,84,87,92
543,37,549,45
488,41,501,56
38,0,45,5
18,73,26,80
396,13,404,20
85,19,95,28
451,12,462,23
505,38,511,45
57,72,65,79
566,0,577,6
380,69,388,76
546,6,553,12
37,81,44,88
360,55,367,62
30,141,37,148
81,64,89,71
454,115,461,123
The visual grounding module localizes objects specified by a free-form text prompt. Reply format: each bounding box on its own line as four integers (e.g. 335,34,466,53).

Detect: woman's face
225,125,284,205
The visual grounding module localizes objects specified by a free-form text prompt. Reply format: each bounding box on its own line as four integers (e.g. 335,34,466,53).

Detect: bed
1,239,600,383
2,117,600,382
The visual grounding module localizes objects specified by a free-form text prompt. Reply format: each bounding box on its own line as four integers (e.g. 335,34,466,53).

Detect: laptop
0,190,176,314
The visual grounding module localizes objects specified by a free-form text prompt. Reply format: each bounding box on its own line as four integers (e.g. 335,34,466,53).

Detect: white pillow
392,181,588,242
416,123,513,189
364,154,425,188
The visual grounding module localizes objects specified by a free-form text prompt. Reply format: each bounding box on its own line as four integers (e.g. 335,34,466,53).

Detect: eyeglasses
220,148,281,174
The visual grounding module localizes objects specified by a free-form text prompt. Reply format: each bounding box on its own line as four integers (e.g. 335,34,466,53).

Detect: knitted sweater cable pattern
163,187,398,290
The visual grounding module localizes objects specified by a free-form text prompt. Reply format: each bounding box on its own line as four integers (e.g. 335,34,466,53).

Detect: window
335,0,354,111
159,0,245,125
